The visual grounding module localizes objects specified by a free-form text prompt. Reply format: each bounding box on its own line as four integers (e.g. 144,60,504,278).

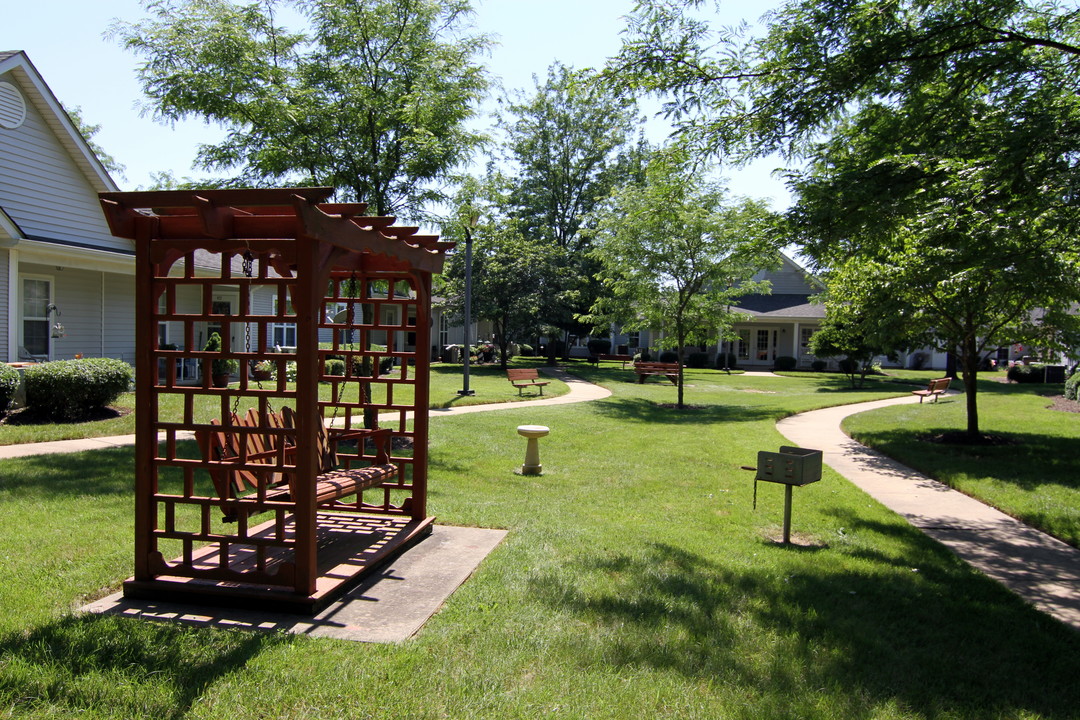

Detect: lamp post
458,210,480,396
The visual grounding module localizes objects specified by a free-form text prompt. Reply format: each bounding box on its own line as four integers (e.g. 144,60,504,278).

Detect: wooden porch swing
99,187,452,613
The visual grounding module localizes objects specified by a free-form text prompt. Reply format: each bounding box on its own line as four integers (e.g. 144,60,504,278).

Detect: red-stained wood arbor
99,188,452,613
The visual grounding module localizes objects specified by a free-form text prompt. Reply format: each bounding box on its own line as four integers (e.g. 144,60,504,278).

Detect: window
271,297,296,348
438,314,449,347
21,277,51,356
627,331,640,349
756,329,771,361
800,327,816,355
737,330,750,360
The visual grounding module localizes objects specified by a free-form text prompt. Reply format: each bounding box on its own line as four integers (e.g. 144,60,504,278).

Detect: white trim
19,272,54,360
0,52,119,192
16,239,133,275
6,247,18,362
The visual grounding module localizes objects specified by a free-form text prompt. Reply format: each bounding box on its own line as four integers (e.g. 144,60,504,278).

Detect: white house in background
0,51,133,364
599,252,829,368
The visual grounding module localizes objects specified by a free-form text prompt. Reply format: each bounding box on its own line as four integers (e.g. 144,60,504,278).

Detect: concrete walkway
778,394,1080,632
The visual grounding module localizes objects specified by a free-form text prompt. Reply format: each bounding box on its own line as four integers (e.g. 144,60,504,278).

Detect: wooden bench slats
196,407,396,521
506,368,550,396
634,362,680,384
912,377,951,403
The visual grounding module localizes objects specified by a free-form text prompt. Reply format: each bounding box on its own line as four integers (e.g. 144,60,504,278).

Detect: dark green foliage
686,351,709,369
0,363,19,414
587,337,612,355
715,352,737,369
324,359,345,377
811,359,827,372
635,350,652,362
202,332,237,377
1007,364,1046,384
517,343,534,356
773,355,797,371
1065,369,1080,400
659,350,679,363
23,358,133,421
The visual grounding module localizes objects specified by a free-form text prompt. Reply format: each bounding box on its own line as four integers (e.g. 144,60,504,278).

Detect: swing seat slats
196,407,397,522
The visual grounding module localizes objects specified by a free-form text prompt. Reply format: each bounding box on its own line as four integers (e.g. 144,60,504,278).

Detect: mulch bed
1047,395,1080,413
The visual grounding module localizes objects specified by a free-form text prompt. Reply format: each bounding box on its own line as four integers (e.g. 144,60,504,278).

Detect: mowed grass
0,360,566,446
1,370,1078,719
843,377,1080,547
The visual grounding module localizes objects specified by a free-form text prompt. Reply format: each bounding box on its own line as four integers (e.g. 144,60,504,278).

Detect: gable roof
0,51,119,193
732,293,825,319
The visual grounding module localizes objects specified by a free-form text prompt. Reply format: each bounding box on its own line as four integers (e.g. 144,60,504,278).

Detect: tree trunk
960,338,980,440
676,326,686,409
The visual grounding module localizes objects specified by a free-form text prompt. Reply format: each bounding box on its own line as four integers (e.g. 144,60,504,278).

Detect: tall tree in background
610,0,1080,439
587,151,777,408
111,0,490,219
498,63,642,359
64,105,126,180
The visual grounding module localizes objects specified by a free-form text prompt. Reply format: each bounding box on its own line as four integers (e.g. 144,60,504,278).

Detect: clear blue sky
3,0,789,211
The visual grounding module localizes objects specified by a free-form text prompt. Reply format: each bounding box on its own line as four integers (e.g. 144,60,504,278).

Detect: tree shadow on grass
0,614,293,720
530,537,1080,719
590,396,778,426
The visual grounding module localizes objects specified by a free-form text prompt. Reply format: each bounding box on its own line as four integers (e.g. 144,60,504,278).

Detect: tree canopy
111,0,491,219
612,0,1080,437
587,151,778,407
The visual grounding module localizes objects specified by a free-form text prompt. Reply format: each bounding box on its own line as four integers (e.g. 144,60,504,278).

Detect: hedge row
21,358,134,421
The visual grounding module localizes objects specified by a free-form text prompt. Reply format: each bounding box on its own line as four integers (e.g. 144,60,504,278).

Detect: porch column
793,321,801,364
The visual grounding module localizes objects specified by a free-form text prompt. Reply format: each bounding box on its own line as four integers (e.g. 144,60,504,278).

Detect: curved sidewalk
778,395,1080,631
0,368,610,460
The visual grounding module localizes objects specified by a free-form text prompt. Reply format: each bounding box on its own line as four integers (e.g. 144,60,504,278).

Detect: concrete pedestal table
516,425,550,475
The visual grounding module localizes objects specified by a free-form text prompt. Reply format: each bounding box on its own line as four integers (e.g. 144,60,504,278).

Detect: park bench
912,377,951,403
196,406,396,522
634,361,680,384
507,368,551,396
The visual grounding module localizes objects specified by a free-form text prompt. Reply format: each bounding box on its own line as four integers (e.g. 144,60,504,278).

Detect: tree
63,105,126,180
587,151,777,408
610,0,1080,439
808,262,915,389
441,220,554,370
111,0,490,219
498,63,643,361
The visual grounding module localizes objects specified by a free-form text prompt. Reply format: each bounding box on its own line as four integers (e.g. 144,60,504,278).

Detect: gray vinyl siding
754,260,818,295
0,71,127,253
20,261,135,363
102,274,136,363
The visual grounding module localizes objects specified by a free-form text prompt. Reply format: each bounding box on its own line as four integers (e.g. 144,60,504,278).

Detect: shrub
838,357,858,374
634,351,652,363
715,352,737,370
204,332,238,376
1065,369,1080,400
518,343,534,356
1007,364,1046,384
659,350,679,363
774,355,797,371
324,358,345,377
23,358,133,421
0,363,19,414
686,351,710,369
586,337,611,355
811,359,827,372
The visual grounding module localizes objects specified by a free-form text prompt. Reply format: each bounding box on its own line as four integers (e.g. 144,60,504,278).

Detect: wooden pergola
99,188,452,613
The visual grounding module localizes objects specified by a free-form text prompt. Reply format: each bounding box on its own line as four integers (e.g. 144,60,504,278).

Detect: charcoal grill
742,446,823,544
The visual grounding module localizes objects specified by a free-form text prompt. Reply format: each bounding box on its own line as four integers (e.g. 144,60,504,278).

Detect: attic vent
0,82,27,129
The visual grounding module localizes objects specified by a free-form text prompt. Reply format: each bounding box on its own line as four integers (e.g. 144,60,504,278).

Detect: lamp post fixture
458,210,480,396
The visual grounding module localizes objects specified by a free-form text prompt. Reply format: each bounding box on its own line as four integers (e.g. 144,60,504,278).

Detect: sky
3,0,790,216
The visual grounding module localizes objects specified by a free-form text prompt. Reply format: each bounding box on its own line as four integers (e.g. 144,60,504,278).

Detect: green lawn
842,376,1080,547
2,368,1077,718
0,361,567,446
